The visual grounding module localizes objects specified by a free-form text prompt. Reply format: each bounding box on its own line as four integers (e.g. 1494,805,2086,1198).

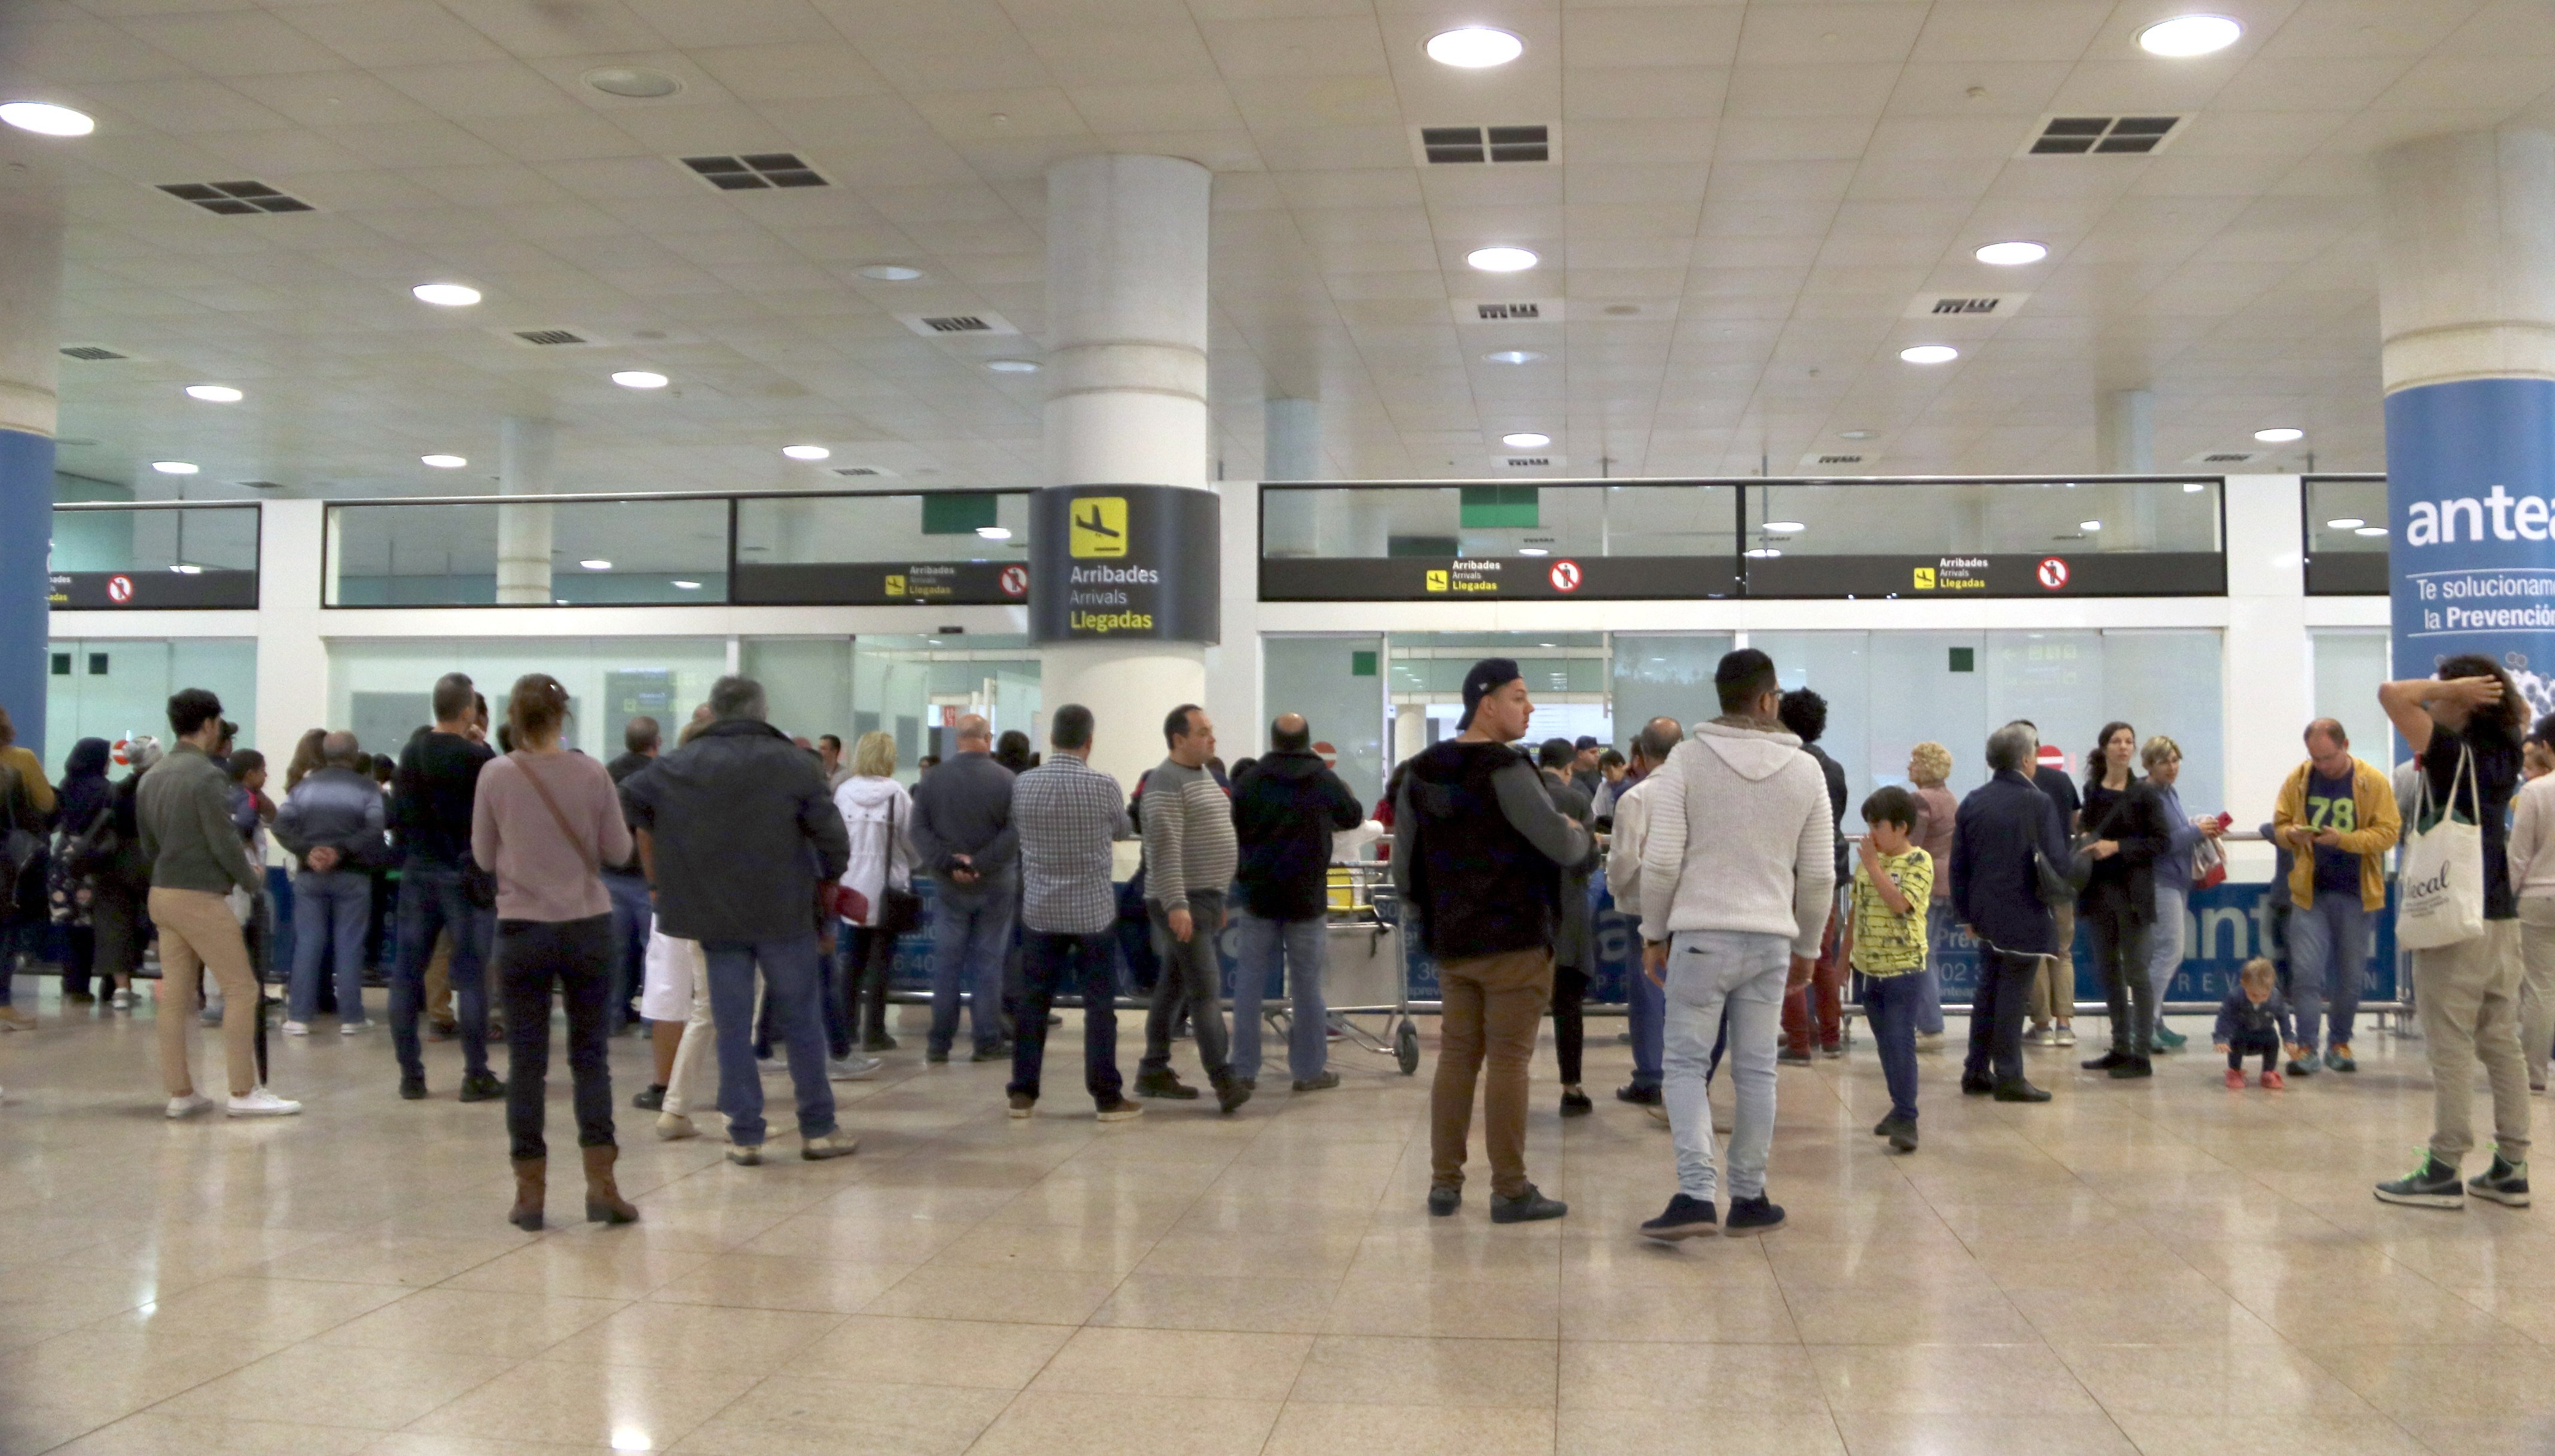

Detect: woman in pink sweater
472,674,636,1231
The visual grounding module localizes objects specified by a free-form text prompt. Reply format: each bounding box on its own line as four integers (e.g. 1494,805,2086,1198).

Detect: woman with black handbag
831,730,919,1072
2077,722,2172,1079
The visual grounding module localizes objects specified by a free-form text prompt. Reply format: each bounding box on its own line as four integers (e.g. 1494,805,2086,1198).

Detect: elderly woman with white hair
1949,723,2072,1103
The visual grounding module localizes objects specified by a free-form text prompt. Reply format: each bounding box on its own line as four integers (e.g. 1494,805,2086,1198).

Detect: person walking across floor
2011,722,2083,1046
2077,721,2170,1079
472,675,639,1230
1395,660,1590,1223
2375,659,2532,1208
276,731,389,1036
1952,723,2070,1104
141,688,299,1120
2273,718,2401,1077
1634,649,1833,1241
1231,713,1365,1094
829,730,911,1079
624,675,856,1166
390,673,503,1103
1605,717,1683,1122
1007,704,1142,1122
2139,735,2224,1060
1908,741,1958,1049
602,717,660,1033
1136,704,1249,1113
908,713,1018,1063
1777,688,1850,1063
1537,737,1599,1115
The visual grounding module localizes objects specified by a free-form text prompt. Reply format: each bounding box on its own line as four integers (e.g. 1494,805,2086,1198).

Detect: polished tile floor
2,986,2551,1456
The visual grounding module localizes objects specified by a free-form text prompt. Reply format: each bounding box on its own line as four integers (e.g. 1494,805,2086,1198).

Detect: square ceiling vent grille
507,328,603,347
1454,298,1566,324
60,345,127,361
2025,115,2182,156
1414,124,1550,164
158,181,313,215
893,311,1019,337
679,153,828,190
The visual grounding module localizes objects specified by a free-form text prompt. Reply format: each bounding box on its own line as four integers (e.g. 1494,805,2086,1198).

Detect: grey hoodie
1635,720,1836,957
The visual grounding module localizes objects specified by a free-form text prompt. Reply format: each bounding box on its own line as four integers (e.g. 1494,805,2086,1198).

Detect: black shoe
398,1074,427,1101
1427,1185,1461,1217
925,1048,950,1066
1639,1193,1716,1241
1213,1074,1252,1115
971,1045,1007,1063
1292,1072,1339,1092
2376,1155,2465,1209
1993,1079,2052,1103
2285,1057,2320,1079
2470,1154,2532,1207
1871,1117,1894,1137
863,1034,900,1052
1616,1082,1663,1106
2081,1049,2130,1072
1724,1193,1786,1237
1239,1077,1258,1092
1490,1185,1567,1224
458,1071,508,1103
1777,1048,1813,1066
1047,1014,1063,1027
1960,1072,1993,1096
2108,1055,2154,1080
1559,1089,1593,1117
632,1084,666,1112
1136,1069,1199,1100
1876,1117,1919,1152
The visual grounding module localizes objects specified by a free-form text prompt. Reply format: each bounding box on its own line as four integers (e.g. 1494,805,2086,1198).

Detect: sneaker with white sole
282,1020,311,1036
655,1112,698,1140
340,1021,371,1036
110,989,136,1009
725,1143,763,1166
165,1092,216,1119
226,1087,302,1118
827,1055,883,1081
802,1131,858,1160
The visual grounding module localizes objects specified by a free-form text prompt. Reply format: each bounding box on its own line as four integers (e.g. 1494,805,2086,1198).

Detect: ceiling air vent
1816,454,1865,466
1477,302,1539,320
2026,115,2181,156
922,316,990,332
237,480,285,490
894,311,1019,338
679,152,828,190
832,466,890,478
1504,457,1551,468
60,346,127,361
1904,292,2027,319
1454,298,1566,325
1414,124,1551,165
158,181,313,215
2201,451,2255,463
511,328,595,347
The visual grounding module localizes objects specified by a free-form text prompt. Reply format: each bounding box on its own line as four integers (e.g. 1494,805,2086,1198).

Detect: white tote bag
2397,744,2487,951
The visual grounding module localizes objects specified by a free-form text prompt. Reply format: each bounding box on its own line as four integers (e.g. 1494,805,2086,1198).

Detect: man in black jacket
1231,713,1365,1094
388,673,501,1103
1950,723,2070,1103
624,676,855,1164
603,716,658,1033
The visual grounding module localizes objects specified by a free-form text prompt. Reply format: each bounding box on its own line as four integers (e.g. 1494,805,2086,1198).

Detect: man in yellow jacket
2270,719,2401,1075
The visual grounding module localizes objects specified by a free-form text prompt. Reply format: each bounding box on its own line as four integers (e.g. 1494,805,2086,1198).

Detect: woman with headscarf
47,738,115,1003
89,737,163,1011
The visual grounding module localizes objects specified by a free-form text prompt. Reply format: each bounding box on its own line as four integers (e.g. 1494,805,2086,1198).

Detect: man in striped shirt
1006,704,1142,1122
1138,704,1249,1113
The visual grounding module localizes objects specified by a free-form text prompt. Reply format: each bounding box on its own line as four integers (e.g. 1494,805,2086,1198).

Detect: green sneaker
2374,1152,2463,1210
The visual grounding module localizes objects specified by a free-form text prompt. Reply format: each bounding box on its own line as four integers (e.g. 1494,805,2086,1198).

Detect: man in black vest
1393,659,1593,1223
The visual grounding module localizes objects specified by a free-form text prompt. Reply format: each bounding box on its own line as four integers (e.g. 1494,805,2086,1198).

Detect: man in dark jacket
908,713,1017,1062
623,676,855,1164
1393,659,1593,1223
603,716,658,1032
389,673,501,1103
274,731,389,1036
1779,688,1850,1061
1230,713,1364,1093
1950,722,2070,1103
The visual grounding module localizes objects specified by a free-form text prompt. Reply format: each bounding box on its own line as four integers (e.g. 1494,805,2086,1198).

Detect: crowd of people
0,644,2541,1233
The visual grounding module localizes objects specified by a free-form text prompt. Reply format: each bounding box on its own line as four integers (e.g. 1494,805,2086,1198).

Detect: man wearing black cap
1571,736,1603,801
1393,658,1594,1223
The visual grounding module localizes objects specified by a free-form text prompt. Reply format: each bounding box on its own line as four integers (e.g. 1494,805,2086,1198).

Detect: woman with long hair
48,738,117,1005
2077,721,2170,1079
834,731,916,1064
471,674,637,1230
282,728,327,793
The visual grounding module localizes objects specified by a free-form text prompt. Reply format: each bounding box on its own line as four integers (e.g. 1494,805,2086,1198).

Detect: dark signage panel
1029,485,1220,643
2306,553,2387,596
1261,555,1739,601
48,570,259,609
1743,552,2226,599
731,560,1029,607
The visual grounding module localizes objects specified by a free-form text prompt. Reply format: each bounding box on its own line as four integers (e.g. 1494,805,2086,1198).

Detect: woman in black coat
2078,721,2172,1076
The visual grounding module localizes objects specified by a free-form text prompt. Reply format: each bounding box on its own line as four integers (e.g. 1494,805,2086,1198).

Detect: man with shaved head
1230,713,1367,1091
910,712,1020,1061
2271,716,2399,1075
276,728,391,1036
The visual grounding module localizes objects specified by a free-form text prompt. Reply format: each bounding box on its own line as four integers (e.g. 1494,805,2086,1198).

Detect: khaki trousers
2413,918,2531,1167
2033,903,2078,1022
150,887,260,1098
1430,948,1554,1200
2519,900,2555,1088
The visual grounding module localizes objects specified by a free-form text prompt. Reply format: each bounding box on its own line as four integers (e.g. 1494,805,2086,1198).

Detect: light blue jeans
1231,909,1328,1085
929,883,1014,1056
702,934,837,1148
1662,929,1789,1202
2287,890,2372,1052
2147,884,2187,1040
287,869,372,1024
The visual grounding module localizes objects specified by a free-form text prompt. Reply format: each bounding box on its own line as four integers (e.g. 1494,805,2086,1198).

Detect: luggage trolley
1319,860,1420,1075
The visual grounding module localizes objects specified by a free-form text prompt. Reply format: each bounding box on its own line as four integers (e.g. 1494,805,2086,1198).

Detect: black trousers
2227,1030,2279,1072
2084,899,2153,1054
1550,964,1588,1085
1964,947,2042,1086
59,926,98,997
843,925,895,1054
498,914,616,1162
1011,930,1124,1105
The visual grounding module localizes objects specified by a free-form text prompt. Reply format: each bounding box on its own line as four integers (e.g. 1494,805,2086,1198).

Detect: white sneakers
165,1092,216,1119
827,1055,883,1081
655,1112,698,1141
802,1132,858,1160
340,1021,370,1036
283,1021,311,1036
226,1087,303,1118
109,988,135,1009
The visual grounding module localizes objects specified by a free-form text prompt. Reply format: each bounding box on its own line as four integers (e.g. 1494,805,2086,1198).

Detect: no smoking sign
1548,560,1583,593
2036,557,2069,591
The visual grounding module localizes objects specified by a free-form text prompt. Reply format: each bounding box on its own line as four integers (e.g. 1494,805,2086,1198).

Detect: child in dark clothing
2215,957,2295,1089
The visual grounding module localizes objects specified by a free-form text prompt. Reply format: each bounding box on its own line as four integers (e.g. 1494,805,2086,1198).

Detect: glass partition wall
2305,476,2388,595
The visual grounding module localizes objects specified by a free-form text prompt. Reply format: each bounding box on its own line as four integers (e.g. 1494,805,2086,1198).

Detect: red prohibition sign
998,564,1029,597
106,575,135,603
2036,557,2069,591
1548,559,1583,593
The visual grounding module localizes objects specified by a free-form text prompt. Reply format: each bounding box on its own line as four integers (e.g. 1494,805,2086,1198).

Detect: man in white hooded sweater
1635,649,1836,1240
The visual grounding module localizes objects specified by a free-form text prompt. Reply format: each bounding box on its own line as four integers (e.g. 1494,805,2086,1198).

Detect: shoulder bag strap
511,752,599,875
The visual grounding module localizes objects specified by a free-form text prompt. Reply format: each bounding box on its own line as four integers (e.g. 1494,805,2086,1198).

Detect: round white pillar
495,415,556,605
2096,387,2152,474
0,199,63,761
1038,154,1215,790
1264,398,1319,481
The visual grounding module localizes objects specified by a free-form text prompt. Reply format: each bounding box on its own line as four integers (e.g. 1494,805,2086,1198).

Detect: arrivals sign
1745,552,2222,598
1029,484,1219,643
731,560,1028,607
1261,554,1738,601
2387,377,2555,708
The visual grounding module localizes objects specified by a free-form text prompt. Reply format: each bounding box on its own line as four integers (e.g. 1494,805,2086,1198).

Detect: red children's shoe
2224,1068,2246,1089
2260,1069,2286,1091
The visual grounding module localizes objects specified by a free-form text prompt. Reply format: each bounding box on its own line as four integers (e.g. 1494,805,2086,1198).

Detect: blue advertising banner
2387,376,2555,697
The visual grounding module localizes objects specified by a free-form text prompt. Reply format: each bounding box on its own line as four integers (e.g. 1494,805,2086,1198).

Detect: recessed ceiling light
2326,518,2366,530
1975,240,2048,266
411,282,481,307
1517,547,1548,556
2138,14,2242,56
986,359,1040,373
1745,547,1782,558
1502,432,1551,448
782,444,831,460
1425,26,1524,68
672,579,703,590
184,384,242,402
857,264,924,282
422,454,467,469
611,370,669,389
1483,350,1545,365
2355,526,2388,538
1900,344,1959,364
584,66,682,99
2254,427,2304,442
1,101,95,137
975,526,1014,541
579,558,613,571
170,563,203,575
151,460,197,475
1763,520,1807,533
1466,246,1538,273
2182,482,2205,492
2080,520,2103,532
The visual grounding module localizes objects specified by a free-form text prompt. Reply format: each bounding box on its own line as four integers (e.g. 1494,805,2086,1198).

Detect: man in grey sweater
1138,703,1248,1113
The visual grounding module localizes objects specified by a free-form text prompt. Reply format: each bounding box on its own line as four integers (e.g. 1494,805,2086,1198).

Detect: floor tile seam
150,1325,536,1440
31,1408,385,1456
2280,1340,2480,1449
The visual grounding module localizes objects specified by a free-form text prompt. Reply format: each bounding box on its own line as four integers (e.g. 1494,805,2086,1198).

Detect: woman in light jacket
2139,735,2222,1058
833,730,916,1071
2506,715,2555,1091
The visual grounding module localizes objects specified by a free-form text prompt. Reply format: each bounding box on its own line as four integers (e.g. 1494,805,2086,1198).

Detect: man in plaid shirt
1005,704,1144,1122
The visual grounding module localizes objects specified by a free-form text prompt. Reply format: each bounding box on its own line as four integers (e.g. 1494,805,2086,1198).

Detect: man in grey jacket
1138,704,1248,1113
275,730,389,1037
910,713,1017,1062
140,688,299,1119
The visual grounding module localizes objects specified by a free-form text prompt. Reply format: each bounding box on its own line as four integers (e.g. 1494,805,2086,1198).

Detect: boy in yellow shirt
1850,786,1934,1152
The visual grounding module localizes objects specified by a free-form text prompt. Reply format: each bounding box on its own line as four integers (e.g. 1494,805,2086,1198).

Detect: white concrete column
0,198,64,760
2096,388,2153,475
1264,398,1319,481
255,498,330,759
495,415,556,605
2219,475,2310,879
2378,129,2555,392
1039,153,1215,790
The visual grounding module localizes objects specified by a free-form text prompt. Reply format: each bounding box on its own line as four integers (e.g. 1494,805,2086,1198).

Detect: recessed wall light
1975,240,2048,266
1484,350,1545,365
2182,482,2205,492
2355,526,2388,538
1502,432,1551,448
1763,520,1806,533
2254,427,2304,442
1517,547,1548,556
412,282,481,307
2138,14,2242,56
1900,344,1959,364
1466,246,1538,273
151,460,197,475
2327,518,2366,530
580,558,614,571
422,454,467,469
672,579,703,590
1,101,95,136
185,384,242,402
986,359,1040,373
782,444,831,460
584,66,682,98
171,563,203,575
611,370,669,389
1426,26,1524,68
2080,520,2103,532
857,264,924,281
1745,547,1782,559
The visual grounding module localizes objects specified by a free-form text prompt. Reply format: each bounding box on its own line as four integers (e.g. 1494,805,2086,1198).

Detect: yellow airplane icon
1069,497,1127,557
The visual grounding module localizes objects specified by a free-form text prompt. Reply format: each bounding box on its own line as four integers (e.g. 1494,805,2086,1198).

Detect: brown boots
583,1144,638,1225
508,1156,545,1232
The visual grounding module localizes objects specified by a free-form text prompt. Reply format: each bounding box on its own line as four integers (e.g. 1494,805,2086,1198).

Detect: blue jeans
391,863,493,1080
703,934,836,1147
1662,930,1789,1202
1627,944,1664,1091
931,884,1014,1055
1859,971,1924,1123
603,871,651,1028
288,869,373,1024
1010,930,1125,1106
1917,902,1953,1036
1231,910,1327,1085
2287,890,2372,1052
2148,884,2188,1036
